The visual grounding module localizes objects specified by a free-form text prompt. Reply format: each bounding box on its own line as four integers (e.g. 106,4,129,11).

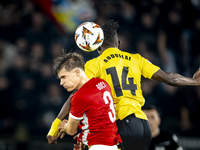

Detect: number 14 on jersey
106,66,137,97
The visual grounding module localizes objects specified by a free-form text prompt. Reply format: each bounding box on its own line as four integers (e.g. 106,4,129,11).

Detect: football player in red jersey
51,52,121,150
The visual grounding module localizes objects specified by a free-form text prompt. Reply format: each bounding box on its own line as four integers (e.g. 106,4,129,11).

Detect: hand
46,135,57,144
57,119,68,139
73,141,85,150
73,134,85,150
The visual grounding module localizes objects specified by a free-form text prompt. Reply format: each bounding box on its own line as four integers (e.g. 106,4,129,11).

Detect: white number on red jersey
103,91,116,122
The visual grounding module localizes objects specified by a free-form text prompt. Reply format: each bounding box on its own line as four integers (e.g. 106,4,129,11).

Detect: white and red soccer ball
75,22,104,52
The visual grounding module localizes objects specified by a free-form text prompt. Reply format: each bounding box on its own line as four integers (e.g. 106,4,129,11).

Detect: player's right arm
46,98,71,144
152,68,200,86
46,90,76,144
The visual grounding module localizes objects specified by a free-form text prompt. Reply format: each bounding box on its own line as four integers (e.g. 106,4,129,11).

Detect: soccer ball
75,22,104,52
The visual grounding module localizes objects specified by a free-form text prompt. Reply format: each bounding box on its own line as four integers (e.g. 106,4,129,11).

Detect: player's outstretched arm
152,68,200,86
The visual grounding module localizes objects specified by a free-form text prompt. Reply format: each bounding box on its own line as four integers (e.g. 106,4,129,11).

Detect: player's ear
118,40,120,48
97,47,102,54
74,68,81,76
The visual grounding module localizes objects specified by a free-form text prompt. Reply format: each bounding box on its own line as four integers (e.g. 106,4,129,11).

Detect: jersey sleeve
85,58,100,79
70,92,87,120
137,54,160,79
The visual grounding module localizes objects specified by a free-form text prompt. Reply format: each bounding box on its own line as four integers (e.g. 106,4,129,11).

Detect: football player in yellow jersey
46,20,200,150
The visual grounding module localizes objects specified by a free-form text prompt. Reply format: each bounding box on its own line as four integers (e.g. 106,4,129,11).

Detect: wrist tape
47,118,62,136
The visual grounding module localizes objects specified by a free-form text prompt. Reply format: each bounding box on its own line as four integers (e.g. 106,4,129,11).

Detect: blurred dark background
0,0,200,150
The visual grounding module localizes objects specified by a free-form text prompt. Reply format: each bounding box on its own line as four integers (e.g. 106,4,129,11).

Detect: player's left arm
152,68,200,86
139,54,200,86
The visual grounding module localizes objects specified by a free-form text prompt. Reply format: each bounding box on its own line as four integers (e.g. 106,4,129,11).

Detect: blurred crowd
0,0,200,144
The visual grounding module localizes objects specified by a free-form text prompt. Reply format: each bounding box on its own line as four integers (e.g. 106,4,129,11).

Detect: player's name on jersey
104,53,131,63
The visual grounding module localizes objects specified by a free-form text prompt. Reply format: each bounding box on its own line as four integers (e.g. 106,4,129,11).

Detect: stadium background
0,0,200,149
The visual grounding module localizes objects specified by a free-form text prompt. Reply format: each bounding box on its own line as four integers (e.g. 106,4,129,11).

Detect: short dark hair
101,19,119,47
142,104,162,117
53,52,85,76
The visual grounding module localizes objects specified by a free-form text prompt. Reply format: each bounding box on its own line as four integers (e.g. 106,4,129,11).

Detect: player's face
143,109,161,132
58,67,80,92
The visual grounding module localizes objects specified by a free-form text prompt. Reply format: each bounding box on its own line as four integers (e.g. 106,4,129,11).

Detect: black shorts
116,114,152,150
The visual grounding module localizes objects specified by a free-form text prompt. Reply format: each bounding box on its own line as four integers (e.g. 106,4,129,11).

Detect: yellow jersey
85,48,160,120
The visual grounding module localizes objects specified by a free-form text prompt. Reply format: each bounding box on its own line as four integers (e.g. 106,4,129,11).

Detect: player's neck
97,46,118,55
76,75,90,90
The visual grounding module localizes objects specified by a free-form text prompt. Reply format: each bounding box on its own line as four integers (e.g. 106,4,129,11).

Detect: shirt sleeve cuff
69,113,83,120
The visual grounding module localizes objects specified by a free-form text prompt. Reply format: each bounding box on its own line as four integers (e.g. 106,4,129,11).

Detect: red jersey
70,78,121,146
